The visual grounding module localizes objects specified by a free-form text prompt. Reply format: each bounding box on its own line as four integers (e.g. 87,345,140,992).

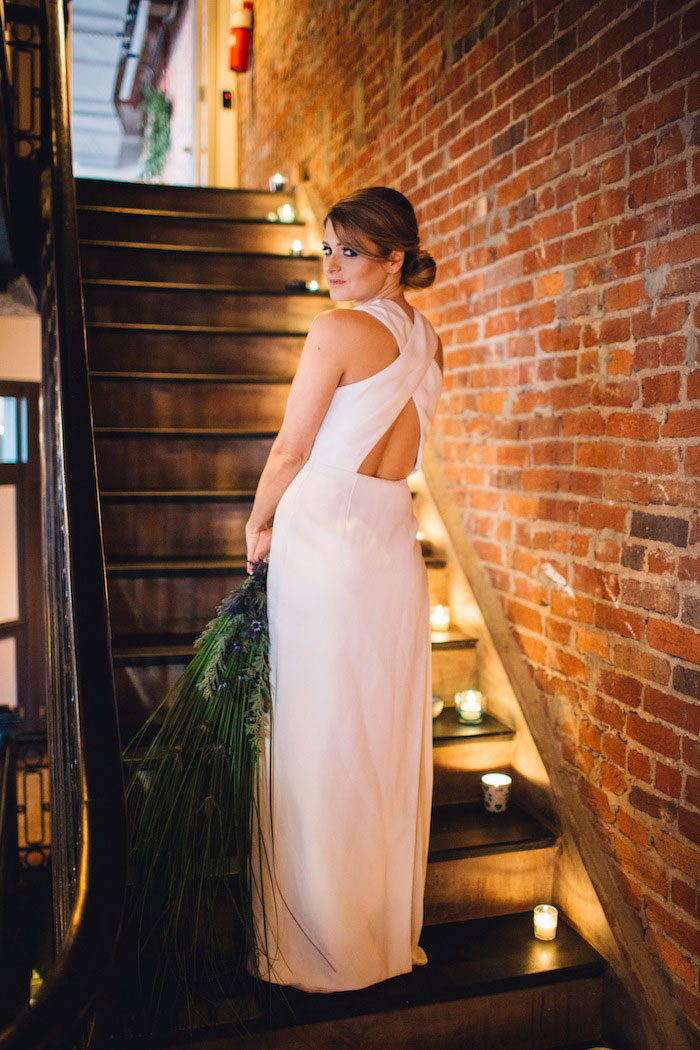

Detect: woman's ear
384,249,404,274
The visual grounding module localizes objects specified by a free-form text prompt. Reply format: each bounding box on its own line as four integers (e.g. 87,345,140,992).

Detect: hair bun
403,247,436,290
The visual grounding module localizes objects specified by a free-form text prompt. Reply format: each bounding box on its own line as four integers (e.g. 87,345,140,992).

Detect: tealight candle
306,279,319,292
416,530,425,542
533,904,558,940
431,695,444,719
430,604,451,632
278,203,296,223
455,689,483,724
290,239,303,256
269,172,286,191
481,771,512,813
266,211,279,222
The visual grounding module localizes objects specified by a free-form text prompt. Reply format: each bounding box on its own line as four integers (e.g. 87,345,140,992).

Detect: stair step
90,371,294,383
85,324,306,377
432,707,515,745
75,178,294,217
82,281,329,328
101,497,251,560
112,629,478,666
156,912,605,1050
94,430,274,493
79,241,320,288
107,556,248,577
77,206,309,252
89,375,290,430
428,801,555,862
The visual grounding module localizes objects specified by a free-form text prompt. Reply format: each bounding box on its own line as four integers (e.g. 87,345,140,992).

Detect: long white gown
249,296,442,993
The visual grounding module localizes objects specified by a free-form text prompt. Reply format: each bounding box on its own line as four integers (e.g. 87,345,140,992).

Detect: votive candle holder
481,772,511,813
533,904,558,940
430,604,451,632
455,689,483,724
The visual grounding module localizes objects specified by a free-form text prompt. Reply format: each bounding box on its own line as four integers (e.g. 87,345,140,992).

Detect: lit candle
306,279,319,292
430,605,451,632
266,211,279,222
416,530,425,542
432,695,444,719
269,172,286,191
533,904,558,940
278,203,296,223
290,239,303,256
481,771,512,813
455,689,483,724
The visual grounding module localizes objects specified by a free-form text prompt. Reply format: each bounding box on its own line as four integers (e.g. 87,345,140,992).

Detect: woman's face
321,219,403,303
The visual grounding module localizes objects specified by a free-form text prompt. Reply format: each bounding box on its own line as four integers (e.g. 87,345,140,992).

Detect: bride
244,186,443,993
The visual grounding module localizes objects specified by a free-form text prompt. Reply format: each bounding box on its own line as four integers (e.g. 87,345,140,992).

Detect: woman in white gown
244,187,443,993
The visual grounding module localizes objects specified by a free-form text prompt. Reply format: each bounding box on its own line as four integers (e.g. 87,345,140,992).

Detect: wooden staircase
75,178,622,1050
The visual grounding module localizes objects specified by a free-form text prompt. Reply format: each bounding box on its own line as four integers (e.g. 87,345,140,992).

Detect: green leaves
123,561,272,1029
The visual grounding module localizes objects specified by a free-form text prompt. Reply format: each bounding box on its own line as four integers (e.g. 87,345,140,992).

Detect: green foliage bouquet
123,560,271,1024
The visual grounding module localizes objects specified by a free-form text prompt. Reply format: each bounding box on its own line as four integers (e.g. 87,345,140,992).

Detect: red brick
628,162,687,209
642,684,700,734
642,371,682,406
648,618,700,663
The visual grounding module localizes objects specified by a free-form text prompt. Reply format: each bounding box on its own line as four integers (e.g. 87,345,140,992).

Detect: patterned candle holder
533,904,558,940
481,772,511,813
454,689,483,724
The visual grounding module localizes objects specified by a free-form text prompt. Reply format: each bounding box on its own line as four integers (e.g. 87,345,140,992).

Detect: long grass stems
123,560,272,1027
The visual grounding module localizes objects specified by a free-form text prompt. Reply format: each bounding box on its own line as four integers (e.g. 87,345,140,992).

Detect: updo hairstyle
324,186,436,290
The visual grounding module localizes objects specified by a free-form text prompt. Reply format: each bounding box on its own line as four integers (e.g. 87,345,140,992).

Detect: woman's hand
245,522,272,572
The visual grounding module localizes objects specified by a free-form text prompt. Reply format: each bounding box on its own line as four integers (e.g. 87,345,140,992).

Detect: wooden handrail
0,1,127,1047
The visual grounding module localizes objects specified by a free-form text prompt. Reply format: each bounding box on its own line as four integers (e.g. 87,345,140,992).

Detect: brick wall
237,0,700,1033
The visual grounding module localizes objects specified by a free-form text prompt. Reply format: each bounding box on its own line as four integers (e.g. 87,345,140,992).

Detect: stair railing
0,1,127,1047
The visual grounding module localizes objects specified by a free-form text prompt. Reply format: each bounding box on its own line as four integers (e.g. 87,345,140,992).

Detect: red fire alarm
229,1,253,73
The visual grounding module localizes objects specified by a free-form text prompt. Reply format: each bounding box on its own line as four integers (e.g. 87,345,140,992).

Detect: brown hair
324,186,436,290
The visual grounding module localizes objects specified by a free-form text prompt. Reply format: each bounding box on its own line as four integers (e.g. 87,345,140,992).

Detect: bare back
337,306,443,481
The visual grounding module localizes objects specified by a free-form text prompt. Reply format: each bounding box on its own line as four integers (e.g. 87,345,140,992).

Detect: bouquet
123,559,272,1025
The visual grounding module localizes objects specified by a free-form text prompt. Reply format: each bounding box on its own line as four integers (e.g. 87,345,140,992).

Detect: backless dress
249,296,442,993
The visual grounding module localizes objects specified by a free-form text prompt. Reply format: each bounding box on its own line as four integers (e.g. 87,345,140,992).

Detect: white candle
269,172,286,191
481,771,512,813
290,240,303,256
455,689,483,724
533,904,558,940
430,605,451,632
306,279,319,292
278,203,296,223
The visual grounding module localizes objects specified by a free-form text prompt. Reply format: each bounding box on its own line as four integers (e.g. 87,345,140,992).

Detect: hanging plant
139,86,172,182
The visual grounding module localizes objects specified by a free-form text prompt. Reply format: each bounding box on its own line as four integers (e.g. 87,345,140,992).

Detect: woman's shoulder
308,306,391,345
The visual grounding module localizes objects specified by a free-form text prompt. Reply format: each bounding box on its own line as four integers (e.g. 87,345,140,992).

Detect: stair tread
428,801,555,859
86,321,309,335
80,239,319,261
432,706,515,744
101,489,256,502
107,557,248,576
83,278,328,296
165,911,605,1041
90,371,293,384
112,627,478,663
95,427,277,436
77,204,306,225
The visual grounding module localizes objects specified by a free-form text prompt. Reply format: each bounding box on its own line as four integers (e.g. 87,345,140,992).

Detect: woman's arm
245,310,348,567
